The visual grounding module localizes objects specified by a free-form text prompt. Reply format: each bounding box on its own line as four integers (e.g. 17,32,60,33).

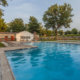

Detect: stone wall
40,36,80,40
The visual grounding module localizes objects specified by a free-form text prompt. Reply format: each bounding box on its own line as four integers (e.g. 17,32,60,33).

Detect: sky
1,0,80,30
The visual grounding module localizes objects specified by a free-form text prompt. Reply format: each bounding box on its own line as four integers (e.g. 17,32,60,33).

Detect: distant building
16,31,34,42
0,31,39,42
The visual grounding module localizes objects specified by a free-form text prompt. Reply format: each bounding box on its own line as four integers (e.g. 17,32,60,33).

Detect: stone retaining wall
40,36,80,40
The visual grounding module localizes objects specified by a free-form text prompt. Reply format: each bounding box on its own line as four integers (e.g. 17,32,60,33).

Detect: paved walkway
43,40,80,44
1,40,80,80
0,42,37,80
0,59,2,80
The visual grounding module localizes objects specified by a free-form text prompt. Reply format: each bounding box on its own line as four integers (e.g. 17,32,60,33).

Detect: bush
71,28,78,34
0,43,5,47
64,34,80,37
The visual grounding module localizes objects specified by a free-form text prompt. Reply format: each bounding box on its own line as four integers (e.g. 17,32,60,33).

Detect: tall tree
0,0,8,32
28,16,40,33
0,0,8,6
25,24,29,31
0,0,8,17
39,24,46,36
58,30,64,35
65,30,71,35
0,9,3,18
0,18,8,32
43,3,73,39
71,28,78,34
9,18,25,32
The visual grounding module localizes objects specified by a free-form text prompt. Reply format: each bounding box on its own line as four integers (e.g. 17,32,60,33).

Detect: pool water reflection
6,42,80,80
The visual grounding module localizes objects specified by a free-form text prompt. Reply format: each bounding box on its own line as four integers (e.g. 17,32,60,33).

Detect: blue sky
2,0,80,30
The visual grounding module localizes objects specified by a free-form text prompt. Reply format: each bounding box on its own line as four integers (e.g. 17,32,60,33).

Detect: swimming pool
6,42,80,80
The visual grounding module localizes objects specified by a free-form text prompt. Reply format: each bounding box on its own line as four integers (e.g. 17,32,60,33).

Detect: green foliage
64,34,80,37
46,30,54,36
78,31,80,34
25,24,29,31
0,43,5,47
43,3,73,39
39,24,47,36
9,18,25,32
39,26,45,36
0,0,8,6
0,9,3,18
65,28,78,35
0,18,8,32
58,30,64,35
71,28,78,34
65,30,71,35
0,42,5,47
0,0,8,31
0,0,8,17
28,16,40,33
39,25,54,36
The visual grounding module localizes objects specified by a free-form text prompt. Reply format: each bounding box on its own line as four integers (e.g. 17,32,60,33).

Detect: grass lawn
0,43,5,47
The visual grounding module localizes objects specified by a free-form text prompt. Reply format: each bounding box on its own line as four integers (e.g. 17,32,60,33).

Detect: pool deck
0,45,37,80
57,40,80,44
0,40,80,80
42,40,80,44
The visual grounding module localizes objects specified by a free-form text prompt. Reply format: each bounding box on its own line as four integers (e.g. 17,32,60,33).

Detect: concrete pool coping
1,41,80,80
0,45,37,80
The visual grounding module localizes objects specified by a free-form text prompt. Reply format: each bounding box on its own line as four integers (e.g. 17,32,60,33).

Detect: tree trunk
46,28,48,36
55,29,58,40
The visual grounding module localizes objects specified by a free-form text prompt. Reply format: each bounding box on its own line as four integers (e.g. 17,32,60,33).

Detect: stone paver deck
0,45,37,80
43,40,80,44
1,40,80,80
55,40,80,44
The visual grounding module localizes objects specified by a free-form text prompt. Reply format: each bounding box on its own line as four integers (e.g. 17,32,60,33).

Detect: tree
0,0,8,32
9,18,25,32
25,24,29,31
46,30,53,36
58,30,64,35
43,3,73,39
65,30,71,35
0,0,8,6
78,31,80,34
0,9,3,18
71,28,78,34
0,18,8,32
39,26,47,36
0,0,8,17
28,16,40,33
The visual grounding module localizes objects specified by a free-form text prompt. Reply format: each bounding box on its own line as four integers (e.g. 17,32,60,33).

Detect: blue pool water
6,42,80,80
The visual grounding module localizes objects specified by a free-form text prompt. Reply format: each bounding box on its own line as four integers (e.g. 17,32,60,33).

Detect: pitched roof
16,31,33,35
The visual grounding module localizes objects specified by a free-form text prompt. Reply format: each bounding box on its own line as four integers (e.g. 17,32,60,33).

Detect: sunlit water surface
6,42,80,80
